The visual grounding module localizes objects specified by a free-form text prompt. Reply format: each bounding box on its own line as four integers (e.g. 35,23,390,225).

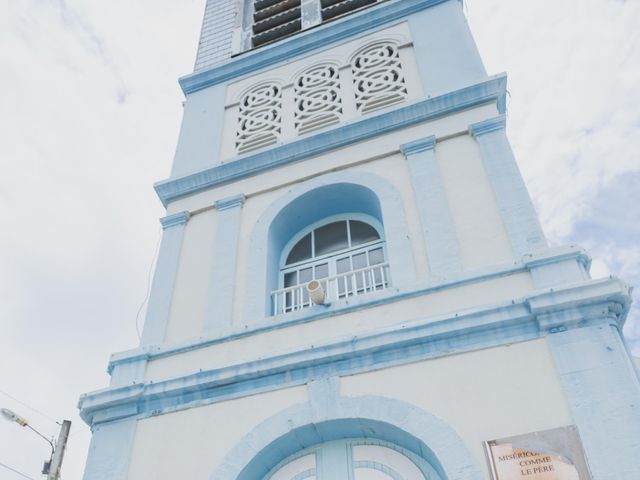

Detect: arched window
272,215,389,315
267,439,440,480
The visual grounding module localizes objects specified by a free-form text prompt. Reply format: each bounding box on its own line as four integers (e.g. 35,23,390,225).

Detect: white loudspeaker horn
306,280,326,305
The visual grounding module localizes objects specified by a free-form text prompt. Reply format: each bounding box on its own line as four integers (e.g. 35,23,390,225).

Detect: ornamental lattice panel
236,83,283,153
351,42,407,114
294,64,343,135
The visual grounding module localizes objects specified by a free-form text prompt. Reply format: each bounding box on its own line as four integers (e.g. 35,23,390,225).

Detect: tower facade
79,1,640,479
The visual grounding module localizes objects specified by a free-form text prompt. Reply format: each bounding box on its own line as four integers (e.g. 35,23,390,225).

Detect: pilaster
203,194,245,334
469,115,547,257
82,418,136,480
401,135,463,278
547,323,640,479
140,211,190,346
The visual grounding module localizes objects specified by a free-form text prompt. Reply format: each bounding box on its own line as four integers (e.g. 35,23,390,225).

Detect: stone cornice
215,193,246,211
400,135,436,156
468,114,506,137
159,211,190,229
79,275,631,426
107,245,592,369
155,74,507,207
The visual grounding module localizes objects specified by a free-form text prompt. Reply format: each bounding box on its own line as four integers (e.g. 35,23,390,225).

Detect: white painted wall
127,386,308,479
165,209,217,343
128,339,572,480
437,134,513,269
342,338,573,479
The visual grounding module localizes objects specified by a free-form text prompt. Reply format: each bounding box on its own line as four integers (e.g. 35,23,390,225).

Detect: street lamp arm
26,424,55,456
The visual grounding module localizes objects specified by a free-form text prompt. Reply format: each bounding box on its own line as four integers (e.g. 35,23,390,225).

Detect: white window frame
278,213,386,288
266,438,441,480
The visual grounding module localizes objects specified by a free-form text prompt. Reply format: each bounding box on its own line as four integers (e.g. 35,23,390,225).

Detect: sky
0,0,638,478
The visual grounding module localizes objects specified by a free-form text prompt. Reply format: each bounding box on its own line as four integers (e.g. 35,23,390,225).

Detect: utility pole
47,420,71,480
1,408,72,480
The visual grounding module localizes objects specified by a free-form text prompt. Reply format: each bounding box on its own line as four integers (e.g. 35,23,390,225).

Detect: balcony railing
271,263,390,316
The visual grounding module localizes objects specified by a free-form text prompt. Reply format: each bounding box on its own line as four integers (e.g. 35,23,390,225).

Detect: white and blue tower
79,0,640,478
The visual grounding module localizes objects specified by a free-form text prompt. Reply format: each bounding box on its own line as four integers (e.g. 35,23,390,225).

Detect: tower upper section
169,0,488,182
194,0,407,72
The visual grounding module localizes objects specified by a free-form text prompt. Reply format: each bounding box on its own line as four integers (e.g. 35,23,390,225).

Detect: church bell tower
79,0,640,478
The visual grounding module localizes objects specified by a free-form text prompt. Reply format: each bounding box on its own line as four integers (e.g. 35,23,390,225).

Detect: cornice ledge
468,114,506,137
400,135,436,156
155,74,507,207
81,277,630,426
180,0,449,94
106,244,597,370
215,193,246,211
81,300,534,425
522,244,591,270
159,211,190,229
527,277,632,329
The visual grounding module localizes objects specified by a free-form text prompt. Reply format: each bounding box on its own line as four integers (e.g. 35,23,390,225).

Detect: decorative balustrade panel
234,41,410,154
351,42,407,113
294,64,343,134
236,83,283,153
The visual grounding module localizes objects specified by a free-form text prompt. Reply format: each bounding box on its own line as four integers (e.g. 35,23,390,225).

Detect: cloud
466,0,640,351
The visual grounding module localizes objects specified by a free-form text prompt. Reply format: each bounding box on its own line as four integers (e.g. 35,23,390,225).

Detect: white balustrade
271,263,389,316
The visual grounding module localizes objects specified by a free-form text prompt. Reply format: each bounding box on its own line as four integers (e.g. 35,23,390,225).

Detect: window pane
368,247,384,265
286,233,312,265
314,221,348,256
284,271,298,287
299,267,313,283
315,263,329,279
349,220,379,246
352,252,368,270
336,256,351,274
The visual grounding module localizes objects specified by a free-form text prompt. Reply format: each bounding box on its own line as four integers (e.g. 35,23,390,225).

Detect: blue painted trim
215,193,245,211
108,245,593,371
244,171,417,322
402,135,463,277
179,0,451,94
467,114,505,137
155,75,507,207
400,135,436,156
547,324,640,478
469,115,548,256
213,398,478,479
159,210,190,229
80,276,631,426
203,194,245,334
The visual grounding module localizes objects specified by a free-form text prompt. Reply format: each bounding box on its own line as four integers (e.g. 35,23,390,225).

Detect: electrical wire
134,226,162,340
0,388,57,426
0,461,37,480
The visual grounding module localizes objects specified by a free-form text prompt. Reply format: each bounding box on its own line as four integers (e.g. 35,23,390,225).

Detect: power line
0,461,36,480
0,388,57,426
134,225,162,340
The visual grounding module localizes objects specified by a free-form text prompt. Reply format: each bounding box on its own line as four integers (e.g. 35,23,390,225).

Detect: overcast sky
0,0,638,478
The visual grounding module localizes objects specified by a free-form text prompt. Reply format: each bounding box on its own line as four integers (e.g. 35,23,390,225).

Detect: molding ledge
159,211,190,229
400,135,436,156
107,244,592,371
155,74,507,207
79,275,631,426
468,114,506,137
